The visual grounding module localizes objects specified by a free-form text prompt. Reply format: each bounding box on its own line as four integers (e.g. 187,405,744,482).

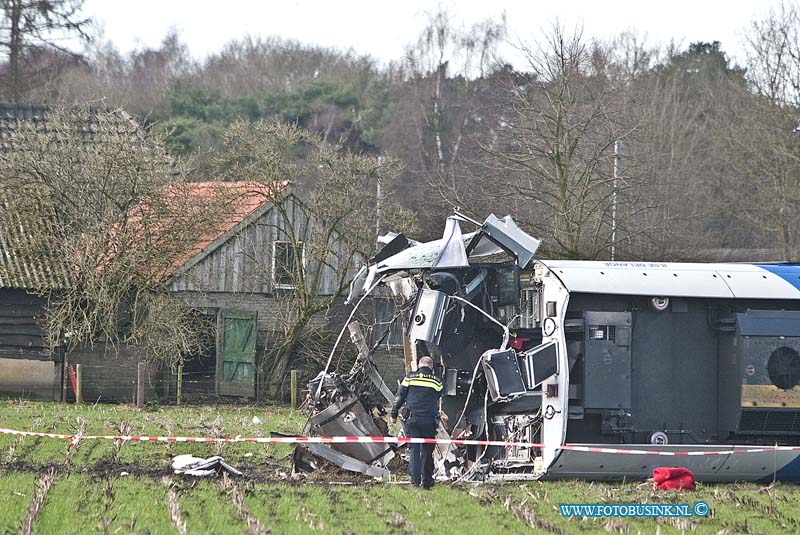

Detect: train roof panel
539,260,800,299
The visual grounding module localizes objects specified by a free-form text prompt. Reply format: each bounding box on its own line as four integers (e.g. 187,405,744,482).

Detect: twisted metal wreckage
293,212,800,483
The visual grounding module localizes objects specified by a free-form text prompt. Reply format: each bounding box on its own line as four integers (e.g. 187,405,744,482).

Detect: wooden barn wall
169,197,358,295
0,288,58,399
0,288,48,359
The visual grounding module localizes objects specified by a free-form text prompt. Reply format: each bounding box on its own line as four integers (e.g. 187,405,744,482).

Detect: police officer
391,354,443,489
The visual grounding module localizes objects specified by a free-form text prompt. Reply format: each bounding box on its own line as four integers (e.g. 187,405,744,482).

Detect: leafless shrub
107,419,132,463
0,106,230,367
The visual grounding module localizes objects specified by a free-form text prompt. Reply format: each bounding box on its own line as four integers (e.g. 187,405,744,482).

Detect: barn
0,179,371,402
0,102,392,402
160,181,364,401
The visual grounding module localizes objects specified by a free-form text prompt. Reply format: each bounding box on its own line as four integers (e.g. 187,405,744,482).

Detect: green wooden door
217,309,257,398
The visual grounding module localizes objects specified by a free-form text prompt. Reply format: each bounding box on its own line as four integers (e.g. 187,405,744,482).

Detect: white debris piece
252,416,262,425
172,454,243,478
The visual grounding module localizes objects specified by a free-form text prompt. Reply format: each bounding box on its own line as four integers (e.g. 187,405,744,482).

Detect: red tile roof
173,180,288,270
107,180,289,283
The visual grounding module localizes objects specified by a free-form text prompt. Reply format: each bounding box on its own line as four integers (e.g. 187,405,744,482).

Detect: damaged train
296,212,800,483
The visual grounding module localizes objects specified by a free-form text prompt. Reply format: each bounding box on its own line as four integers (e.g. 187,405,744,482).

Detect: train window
494,266,518,307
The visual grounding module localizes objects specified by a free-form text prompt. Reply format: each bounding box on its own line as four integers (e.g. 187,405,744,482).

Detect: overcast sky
84,0,782,66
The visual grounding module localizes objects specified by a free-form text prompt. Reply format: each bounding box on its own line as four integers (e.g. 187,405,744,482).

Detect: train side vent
739,409,800,434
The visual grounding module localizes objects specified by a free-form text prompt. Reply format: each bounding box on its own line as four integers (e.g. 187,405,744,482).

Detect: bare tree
377,9,505,235
473,25,640,259
201,36,374,99
44,32,195,117
744,2,800,106
710,95,800,261
703,8,800,261
212,120,415,397
613,41,729,260
607,30,657,83
0,0,92,101
0,106,231,367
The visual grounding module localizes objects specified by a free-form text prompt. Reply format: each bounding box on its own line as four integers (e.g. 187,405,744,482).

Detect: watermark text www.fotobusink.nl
559,501,710,518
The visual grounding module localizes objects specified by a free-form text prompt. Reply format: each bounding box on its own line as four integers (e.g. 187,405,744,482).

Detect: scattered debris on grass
172,454,243,477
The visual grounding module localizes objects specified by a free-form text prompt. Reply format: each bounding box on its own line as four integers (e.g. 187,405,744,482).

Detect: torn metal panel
308,393,394,466
375,235,471,274
172,455,243,477
371,233,412,264
470,214,540,269
372,214,539,278
407,289,450,344
378,231,418,248
432,216,469,269
294,442,390,478
298,315,405,479
346,265,368,305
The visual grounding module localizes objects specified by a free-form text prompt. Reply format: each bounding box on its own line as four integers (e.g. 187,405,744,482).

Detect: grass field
1,400,800,534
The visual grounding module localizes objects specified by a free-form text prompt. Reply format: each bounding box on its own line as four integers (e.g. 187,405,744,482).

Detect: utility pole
611,141,621,261
376,156,383,238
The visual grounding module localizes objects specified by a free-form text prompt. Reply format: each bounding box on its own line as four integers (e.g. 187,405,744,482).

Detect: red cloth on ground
653,467,696,490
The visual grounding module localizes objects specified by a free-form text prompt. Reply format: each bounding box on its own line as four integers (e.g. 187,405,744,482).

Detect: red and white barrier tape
0,427,798,456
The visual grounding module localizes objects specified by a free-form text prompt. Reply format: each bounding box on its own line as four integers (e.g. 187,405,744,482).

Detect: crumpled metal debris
172,454,243,477
294,367,395,479
301,212,546,482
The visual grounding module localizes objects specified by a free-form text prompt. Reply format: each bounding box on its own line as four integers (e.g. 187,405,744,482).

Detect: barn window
272,241,304,289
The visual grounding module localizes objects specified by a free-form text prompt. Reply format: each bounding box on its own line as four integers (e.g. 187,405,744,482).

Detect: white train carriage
342,215,800,482
535,260,800,482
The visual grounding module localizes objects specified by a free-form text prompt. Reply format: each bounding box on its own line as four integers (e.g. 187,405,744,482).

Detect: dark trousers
404,419,436,487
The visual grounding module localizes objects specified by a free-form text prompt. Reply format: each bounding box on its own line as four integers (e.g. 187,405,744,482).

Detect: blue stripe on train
761,452,800,484
756,264,800,292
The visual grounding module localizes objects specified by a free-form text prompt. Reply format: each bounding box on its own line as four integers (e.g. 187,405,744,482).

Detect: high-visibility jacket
391,366,443,422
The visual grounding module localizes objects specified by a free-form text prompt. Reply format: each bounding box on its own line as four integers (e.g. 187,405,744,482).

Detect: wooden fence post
75,364,83,404
137,362,145,408
290,369,297,409
176,363,183,407
62,354,69,403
